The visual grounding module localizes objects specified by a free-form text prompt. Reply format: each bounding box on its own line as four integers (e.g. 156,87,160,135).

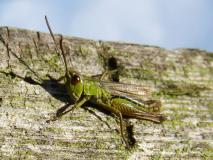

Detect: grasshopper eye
71,74,81,85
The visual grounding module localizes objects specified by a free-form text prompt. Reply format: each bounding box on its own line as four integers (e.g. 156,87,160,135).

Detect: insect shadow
3,68,114,129
0,32,137,148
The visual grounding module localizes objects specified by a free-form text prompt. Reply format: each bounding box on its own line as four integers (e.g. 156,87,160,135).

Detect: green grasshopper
45,16,166,146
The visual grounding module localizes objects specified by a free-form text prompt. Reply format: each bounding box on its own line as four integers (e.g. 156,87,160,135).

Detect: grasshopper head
45,16,83,101
65,69,83,102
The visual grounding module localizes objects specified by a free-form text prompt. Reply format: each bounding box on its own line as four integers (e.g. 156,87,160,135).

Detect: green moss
201,148,213,159
46,51,63,70
151,154,163,160
21,44,33,58
207,101,213,112
140,69,157,80
15,150,38,159
197,121,213,127
183,64,212,78
75,45,93,57
193,142,213,159
33,51,64,77
44,126,64,134
156,81,209,97
0,70,21,84
162,116,196,129
121,68,157,80
199,67,211,77
107,47,119,56
206,53,213,64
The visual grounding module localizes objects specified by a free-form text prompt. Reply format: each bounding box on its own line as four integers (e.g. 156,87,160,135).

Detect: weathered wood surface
0,27,212,160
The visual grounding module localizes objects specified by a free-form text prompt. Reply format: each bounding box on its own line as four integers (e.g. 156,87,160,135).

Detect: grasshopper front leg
49,96,90,122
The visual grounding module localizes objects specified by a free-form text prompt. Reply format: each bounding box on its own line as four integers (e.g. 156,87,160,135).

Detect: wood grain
0,27,212,159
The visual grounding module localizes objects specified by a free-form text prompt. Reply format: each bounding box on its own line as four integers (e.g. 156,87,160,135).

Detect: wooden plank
0,27,212,159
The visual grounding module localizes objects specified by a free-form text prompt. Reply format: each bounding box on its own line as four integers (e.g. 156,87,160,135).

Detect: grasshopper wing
100,81,161,113
101,81,153,97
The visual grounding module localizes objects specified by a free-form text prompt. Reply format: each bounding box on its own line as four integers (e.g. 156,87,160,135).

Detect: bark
0,27,212,160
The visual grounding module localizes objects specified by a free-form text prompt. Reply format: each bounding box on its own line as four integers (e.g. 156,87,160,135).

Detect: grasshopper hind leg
114,109,128,146
96,100,129,146
111,97,166,123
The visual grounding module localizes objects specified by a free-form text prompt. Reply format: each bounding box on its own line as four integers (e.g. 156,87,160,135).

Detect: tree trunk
0,27,212,159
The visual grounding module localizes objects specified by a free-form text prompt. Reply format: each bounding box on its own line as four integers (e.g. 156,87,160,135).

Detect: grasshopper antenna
45,16,59,52
59,35,68,74
45,15,68,75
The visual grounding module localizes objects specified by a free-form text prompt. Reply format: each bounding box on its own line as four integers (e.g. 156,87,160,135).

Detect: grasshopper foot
46,116,58,123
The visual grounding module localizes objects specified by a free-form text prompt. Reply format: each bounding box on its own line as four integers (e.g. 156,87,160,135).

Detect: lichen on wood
0,27,213,159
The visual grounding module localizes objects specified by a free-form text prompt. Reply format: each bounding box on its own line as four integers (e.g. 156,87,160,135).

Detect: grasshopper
45,16,166,146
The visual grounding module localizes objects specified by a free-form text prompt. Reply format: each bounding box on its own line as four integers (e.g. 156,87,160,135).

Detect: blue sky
0,0,213,52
